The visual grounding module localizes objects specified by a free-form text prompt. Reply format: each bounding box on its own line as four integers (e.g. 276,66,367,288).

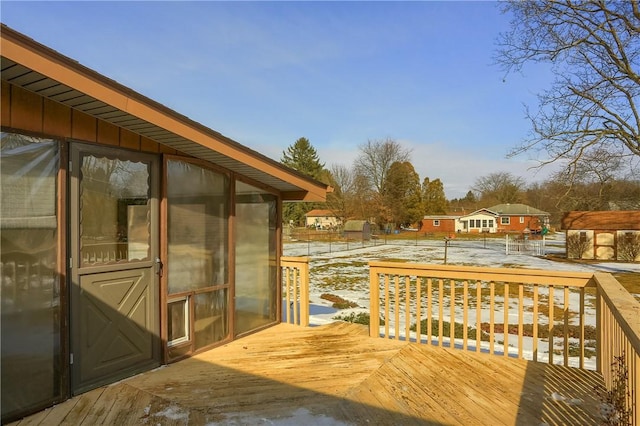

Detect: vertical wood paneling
10,85,42,132
71,110,96,142
140,136,159,153
43,98,71,137
1,81,11,125
97,120,119,146
120,128,141,150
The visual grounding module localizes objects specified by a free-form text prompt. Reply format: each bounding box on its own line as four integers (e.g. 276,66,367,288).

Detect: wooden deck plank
8,322,605,425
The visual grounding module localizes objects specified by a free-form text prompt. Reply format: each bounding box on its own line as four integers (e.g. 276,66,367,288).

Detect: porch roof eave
0,24,330,202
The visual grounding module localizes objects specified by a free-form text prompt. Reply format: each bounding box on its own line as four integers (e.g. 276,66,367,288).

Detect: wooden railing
369,261,640,424
281,256,309,326
369,262,598,367
595,272,640,425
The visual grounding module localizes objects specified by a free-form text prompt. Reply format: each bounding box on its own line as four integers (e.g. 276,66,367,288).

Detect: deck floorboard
9,322,604,425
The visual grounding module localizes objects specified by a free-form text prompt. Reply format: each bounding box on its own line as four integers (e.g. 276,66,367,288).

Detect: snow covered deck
9,322,604,425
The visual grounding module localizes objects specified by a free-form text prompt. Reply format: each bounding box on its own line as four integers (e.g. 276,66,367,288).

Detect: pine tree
281,137,326,226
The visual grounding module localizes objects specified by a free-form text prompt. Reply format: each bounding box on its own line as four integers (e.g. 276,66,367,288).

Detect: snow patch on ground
206,408,352,426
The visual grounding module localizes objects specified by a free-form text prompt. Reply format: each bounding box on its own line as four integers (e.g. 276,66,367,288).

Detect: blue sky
2,1,556,198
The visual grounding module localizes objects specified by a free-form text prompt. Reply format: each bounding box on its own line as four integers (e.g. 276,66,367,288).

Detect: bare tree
472,172,525,204
354,138,411,194
496,1,640,179
325,164,356,224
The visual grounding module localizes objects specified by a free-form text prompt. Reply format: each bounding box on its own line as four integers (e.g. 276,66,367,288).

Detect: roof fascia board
1,27,328,201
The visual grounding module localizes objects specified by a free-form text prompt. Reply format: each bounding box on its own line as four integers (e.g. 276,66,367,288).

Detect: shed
561,211,640,261
343,220,371,241
0,24,330,423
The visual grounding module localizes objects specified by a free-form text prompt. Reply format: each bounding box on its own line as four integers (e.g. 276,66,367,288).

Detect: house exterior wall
496,215,546,233
1,80,287,421
420,218,458,233
305,212,340,229
462,212,497,233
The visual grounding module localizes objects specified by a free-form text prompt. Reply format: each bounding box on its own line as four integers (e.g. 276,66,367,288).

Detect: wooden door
70,143,160,394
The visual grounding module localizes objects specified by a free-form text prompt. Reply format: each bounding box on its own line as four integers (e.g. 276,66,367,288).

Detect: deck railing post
369,265,380,338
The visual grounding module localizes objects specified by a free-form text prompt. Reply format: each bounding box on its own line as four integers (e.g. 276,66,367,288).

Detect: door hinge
69,160,72,172
70,353,74,365
69,257,73,269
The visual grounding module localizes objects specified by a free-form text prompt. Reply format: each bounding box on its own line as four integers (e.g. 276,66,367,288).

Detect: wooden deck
11,322,605,425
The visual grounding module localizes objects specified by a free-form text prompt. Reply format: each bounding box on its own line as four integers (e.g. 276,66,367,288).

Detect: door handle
155,257,163,277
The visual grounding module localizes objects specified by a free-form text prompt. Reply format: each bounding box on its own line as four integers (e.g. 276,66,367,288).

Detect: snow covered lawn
284,235,640,370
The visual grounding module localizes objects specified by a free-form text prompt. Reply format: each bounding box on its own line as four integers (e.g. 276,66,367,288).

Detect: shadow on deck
10,322,604,425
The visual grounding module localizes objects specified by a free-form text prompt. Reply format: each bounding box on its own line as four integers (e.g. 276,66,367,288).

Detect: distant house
420,214,462,234
561,211,640,261
304,209,340,229
458,204,549,234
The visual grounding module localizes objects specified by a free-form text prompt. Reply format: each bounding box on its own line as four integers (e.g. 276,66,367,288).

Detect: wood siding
2,83,178,156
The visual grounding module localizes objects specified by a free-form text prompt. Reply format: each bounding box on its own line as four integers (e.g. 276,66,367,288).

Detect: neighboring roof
561,211,640,230
344,220,369,231
305,209,336,217
422,215,461,220
459,208,499,219
0,25,330,202
488,204,549,216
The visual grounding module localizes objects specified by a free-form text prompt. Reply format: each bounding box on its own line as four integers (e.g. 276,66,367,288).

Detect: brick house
458,204,549,234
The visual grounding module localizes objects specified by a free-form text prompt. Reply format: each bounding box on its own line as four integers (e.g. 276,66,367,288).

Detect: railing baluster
533,284,539,362
504,283,509,357
476,282,481,353
463,280,468,351
518,285,524,359
450,279,455,348
427,278,432,345
405,276,411,342
416,277,422,343
490,281,495,355
292,268,298,326
579,287,585,369
549,285,554,365
394,275,400,340
564,286,569,367
384,274,390,339
438,278,444,347
285,267,291,324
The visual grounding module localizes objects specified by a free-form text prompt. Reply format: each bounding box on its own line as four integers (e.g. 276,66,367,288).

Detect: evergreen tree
281,137,326,226
381,162,423,227
422,177,448,215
